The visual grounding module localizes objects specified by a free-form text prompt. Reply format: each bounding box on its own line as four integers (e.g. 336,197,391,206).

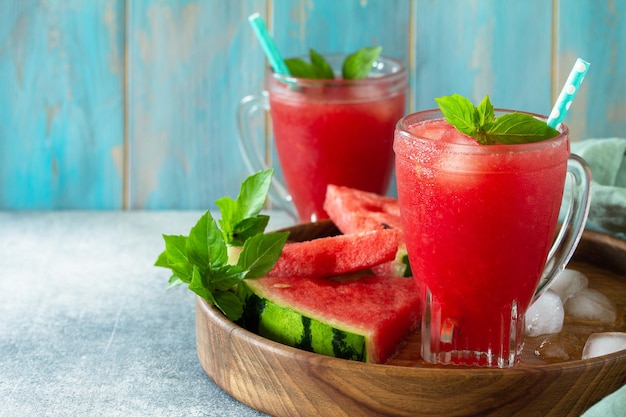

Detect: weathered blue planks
0,0,125,209
556,0,626,140
0,0,624,210
272,0,410,60
127,0,267,209
413,0,554,114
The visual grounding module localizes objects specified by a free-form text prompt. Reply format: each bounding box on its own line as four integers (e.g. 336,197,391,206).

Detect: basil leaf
342,46,382,80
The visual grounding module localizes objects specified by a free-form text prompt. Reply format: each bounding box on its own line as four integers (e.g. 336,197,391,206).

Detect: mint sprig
284,46,382,80
215,168,273,247
155,169,289,321
342,46,383,79
435,94,560,145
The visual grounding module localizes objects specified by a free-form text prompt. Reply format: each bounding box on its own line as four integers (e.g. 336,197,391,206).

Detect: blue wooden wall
1,0,624,210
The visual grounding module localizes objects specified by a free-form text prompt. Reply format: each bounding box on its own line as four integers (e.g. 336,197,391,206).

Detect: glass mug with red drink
394,98,591,368
237,53,407,222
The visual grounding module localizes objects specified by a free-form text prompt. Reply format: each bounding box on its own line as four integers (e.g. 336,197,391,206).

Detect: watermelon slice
323,184,410,277
323,184,403,234
240,275,421,363
267,228,401,279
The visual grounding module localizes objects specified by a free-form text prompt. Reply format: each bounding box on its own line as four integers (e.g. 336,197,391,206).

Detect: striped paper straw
248,13,290,76
547,58,590,128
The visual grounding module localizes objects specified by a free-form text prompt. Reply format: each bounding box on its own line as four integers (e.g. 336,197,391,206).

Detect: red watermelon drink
267,54,406,222
394,107,590,367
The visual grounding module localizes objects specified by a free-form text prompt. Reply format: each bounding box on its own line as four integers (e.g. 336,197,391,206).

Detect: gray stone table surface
0,211,295,417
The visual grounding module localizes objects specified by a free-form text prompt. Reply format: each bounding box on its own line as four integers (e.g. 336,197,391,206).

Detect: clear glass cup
394,109,591,368
237,54,407,222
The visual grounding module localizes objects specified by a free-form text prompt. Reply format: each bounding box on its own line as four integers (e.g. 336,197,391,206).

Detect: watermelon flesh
241,275,421,363
323,184,410,277
267,228,401,279
371,243,411,277
323,184,403,234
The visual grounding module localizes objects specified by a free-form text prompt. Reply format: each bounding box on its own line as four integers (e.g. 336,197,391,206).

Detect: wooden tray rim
199,227,626,373
196,229,626,416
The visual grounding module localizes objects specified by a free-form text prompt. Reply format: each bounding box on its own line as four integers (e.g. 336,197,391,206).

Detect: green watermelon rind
323,184,411,278
372,243,411,277
239,275,421,363
240,284,367,361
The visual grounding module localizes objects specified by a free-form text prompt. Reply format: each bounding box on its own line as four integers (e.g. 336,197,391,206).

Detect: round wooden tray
196,222,626,416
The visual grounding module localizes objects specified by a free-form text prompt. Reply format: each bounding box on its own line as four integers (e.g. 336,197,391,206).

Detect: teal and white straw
547,58,590,129
248,13,290,76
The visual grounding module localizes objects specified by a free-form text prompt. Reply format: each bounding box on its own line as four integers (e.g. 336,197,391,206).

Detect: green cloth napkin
571,138,626,239
567,139,626,416
581,384,626,416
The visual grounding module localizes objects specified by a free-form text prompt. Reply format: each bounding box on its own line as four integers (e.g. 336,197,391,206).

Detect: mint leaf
237,169,273,218
284,58,318,78
216,169,273,246
484,113,560,144
162,235,187,264
284,49,334,79
230,215,270,247
436,94,559,145
189,266,216,303
342,46,382,80
435,94,479,137
154,249,169,268
215,196,237,234
285,47,383,80
309,49,334,79
167,275,185,289
159,235,193,283
155,170,288,322
209,264,247,291
186,211,227,270
238,231,289,278
214,291,244,321
476,95,495,127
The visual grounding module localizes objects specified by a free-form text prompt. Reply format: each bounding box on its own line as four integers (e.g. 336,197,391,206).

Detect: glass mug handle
533,154,592,302
236,92,298,219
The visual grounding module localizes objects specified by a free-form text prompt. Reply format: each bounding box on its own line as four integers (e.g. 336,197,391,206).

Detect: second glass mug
394,109,592,368
237,53,408,222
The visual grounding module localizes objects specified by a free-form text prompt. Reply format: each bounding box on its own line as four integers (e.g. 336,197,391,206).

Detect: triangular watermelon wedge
240,275,421,364
323,184,411,277
323,184,403,233
268,228,401,279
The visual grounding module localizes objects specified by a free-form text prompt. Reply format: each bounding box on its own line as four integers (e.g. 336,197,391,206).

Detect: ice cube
582,332,626,359
564,288,617,323
535,338,571,361
547,269,589,303
525,290,564,337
